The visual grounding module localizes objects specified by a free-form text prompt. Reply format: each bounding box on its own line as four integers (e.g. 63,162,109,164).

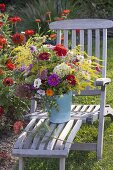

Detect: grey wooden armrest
96,78,111,86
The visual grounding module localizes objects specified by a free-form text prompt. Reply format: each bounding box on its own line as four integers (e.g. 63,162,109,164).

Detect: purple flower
40,69,48,80
48,74,60,86
27,64,33,71
30,46,37,53
20,65,26,72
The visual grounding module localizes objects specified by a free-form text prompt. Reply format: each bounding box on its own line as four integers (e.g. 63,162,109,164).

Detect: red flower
0,106,4,117
0,38,7,46
13,120,24,134
0,4,6,12
35,19,41,23
38,52,50,60
8,16,21,23
66,74,77,85
12,33,25,44
0,34,3,38
3,77,14,86
62,9,71,14
25,29,35,36
0,21,3,27
6,62,15,70
53,44,67,56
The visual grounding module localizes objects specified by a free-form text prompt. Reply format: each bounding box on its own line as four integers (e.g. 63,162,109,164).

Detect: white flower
37,89,45,96
34,78,42,88
53,63,71,78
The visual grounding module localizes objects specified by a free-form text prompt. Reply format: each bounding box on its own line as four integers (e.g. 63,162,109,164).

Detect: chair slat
57,30,61,44
88,29,92,56
95,29,100,58
71,30,76,49
102,29,107,78
64,30,68,48
80,30,84,51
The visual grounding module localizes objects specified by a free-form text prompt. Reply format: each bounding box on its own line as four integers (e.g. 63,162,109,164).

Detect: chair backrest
49,19,113,96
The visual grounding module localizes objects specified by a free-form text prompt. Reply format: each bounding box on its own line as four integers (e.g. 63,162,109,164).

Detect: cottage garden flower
11,39,101,112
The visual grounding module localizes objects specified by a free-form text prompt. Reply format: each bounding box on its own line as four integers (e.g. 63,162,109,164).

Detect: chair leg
59,158,65,170
19,157,24,170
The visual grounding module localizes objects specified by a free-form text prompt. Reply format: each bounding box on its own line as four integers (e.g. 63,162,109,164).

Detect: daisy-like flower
46,89,54,96
34,78,42,88
53,63,72,78
48,74,60,87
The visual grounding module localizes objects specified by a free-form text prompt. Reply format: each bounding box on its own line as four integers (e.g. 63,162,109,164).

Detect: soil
0,133,19,170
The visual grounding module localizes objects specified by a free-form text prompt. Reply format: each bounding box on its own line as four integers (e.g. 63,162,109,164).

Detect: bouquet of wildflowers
12,37,101,110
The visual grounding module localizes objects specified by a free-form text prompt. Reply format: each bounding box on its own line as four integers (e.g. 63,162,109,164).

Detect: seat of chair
12,104,112,158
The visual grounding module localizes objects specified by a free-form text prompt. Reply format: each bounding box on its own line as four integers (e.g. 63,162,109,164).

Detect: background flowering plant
12,39,101,111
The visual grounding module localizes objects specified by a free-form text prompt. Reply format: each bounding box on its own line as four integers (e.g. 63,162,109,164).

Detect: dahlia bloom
38,52,50,60
12,33,25,44
48,74,60,87
53,44,67,56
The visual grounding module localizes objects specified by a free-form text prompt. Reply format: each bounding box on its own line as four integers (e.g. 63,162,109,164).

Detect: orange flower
50,34,56,39
62,9,71,14
35,19,41,23
46,89,54,96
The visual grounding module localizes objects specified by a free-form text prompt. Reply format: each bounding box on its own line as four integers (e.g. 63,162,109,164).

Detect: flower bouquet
12,37,101,123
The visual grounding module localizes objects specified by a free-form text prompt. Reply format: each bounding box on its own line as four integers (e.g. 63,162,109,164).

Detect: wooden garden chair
12,19,113,170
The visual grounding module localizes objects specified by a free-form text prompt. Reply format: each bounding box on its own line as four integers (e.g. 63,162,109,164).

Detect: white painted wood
13,149,68,158
49,19,113,30
55,120,74,149
38,123,57,150
102,29,107,78
86,105,95,112
30,98,37,113
19,157,24,170
88,29,92,56
14,118,37,149
71,30,76,49
71,142,97,151
22,119,45,149
64,30,68,48
59,158,65,170
96,78,111,86
97,86,106,159
47,123,65,150
95,29,100,58
64,120,82,150
80,30,84,51
57,30,61,44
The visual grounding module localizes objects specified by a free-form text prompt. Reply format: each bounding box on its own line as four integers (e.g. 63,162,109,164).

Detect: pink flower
13,121,24,134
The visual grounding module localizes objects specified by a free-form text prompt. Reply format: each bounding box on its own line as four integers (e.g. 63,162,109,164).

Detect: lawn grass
14,38,113,170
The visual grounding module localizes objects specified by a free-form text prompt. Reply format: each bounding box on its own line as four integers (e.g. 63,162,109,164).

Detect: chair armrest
96,78,111,86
